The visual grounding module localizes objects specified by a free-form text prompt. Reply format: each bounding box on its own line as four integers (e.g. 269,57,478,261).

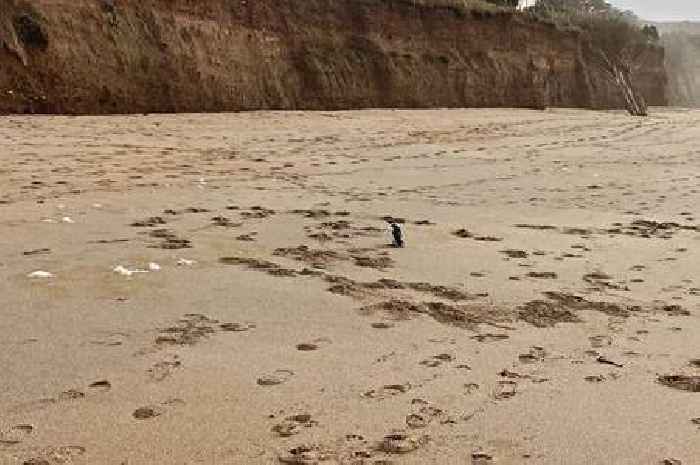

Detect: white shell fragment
113,265,148,277
28,271,54,279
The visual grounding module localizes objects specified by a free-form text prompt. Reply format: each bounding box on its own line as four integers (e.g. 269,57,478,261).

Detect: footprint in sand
148,356,182,381
379,431,427,454
336,433,373,461
371,322,394,329
596,356,624,368
657,375,700,392
472,452,495,464
519,346,547,364
278,445,334,464
11,385,94,414
405,413,431,429
419,359,441,368
13,425,33,434
296,343,319,351
493,381,517,400
589,335,612,349
88,380,111,392
258,369,295,386
501,249,528,259
527,271,558,279
23,248,51,256
405,402,447,429
131,216,167,227
419,353,454,368
58,389,85,401
296,338,331,352
363,383,411,399
219,322,256,332
22,445,86,464
133,405,165,420
89,332,127,347
471,333,509,343
271,414,318,437
0,424,34,446
464,383,480,394
272,422,301,438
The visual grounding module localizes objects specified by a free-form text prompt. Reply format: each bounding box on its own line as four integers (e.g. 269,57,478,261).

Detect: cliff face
0,0,667,114
657,22,700,107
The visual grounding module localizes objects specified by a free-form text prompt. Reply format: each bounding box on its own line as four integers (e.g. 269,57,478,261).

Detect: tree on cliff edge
530,0,653,116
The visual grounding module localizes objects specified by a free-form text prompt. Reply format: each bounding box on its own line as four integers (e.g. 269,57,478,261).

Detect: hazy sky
609,0,700,21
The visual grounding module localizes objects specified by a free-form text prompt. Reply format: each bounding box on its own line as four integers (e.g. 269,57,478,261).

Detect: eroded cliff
0,0,666,114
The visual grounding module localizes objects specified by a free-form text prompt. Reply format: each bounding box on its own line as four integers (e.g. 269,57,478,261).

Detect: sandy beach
0,108,699,464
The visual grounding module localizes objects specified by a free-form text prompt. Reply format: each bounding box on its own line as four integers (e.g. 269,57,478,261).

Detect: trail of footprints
270,343,554,463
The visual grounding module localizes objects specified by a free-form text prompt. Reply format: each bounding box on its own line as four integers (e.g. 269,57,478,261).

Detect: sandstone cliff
0,0,667,114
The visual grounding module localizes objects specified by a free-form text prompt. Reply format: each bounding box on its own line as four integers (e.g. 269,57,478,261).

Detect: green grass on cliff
411,0,504,10
390,0,512,15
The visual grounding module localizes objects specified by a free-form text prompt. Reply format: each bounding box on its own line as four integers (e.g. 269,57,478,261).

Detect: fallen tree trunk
599,51,648,116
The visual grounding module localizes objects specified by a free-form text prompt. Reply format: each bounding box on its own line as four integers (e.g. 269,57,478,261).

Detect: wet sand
0,108,699,464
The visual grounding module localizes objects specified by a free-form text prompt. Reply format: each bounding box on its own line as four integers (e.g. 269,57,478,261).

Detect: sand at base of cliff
1,108,699,465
